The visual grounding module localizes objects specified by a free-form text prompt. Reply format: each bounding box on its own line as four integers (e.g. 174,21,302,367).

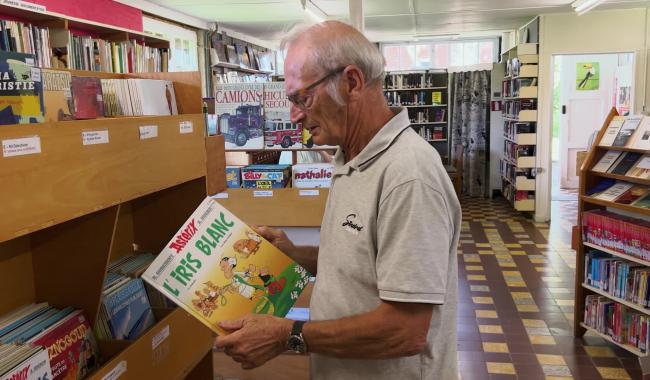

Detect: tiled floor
458,196,646,380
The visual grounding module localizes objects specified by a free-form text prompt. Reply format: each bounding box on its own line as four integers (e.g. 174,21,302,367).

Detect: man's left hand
214,314,293,369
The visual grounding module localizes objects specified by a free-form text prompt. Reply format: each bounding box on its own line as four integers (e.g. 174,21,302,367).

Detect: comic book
142,197,311,334
0,51,44,125
215,83,264,150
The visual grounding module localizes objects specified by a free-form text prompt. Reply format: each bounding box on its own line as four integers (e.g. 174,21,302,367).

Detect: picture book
263,82,302,150
71,76,104,119
226,45,238,65
215,83,264,150
630,116,650,150
609,152,642,175
599,116,626,147
30,310,99,380
593,182,634,202
41,69,73,122
627,156,650,179
241,164,292,189
142,197,312,335
614,185,649,205
592,151,622,173
99,278,155,340
0,51,44,125
612,115,643,147
0,346,51,380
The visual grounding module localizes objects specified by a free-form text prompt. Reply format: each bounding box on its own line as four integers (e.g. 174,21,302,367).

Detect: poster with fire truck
263,82,302,150
215,83,264,150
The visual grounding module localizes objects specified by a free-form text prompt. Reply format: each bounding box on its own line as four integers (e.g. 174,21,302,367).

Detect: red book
71,77,104,119
31,310,100,380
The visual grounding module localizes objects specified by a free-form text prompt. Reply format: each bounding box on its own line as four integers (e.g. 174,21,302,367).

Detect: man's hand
252,226,297,256
214,314,293,369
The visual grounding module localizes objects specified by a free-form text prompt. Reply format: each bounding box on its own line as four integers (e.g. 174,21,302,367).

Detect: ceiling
146,0,650,45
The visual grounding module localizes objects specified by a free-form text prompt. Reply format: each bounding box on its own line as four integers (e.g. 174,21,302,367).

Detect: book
612,115,643,147
629,116,650,149
263,82,302,149
593,182,634,201
241,164,292,189
632,192,650,209
627,156,650,179
592,151,623,173
142,197,312,335
215,83,264,150
71,76,104,119
226,45,238,65
599,116,626,146
98,278,155,340
0,51,44,125
0,347,51,380
41,69,73,122
235,44,248,68
292,163,333,188
609,152,642,175
614,185,649,204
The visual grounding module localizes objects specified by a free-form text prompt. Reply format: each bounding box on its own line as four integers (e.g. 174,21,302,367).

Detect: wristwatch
287,320,308,354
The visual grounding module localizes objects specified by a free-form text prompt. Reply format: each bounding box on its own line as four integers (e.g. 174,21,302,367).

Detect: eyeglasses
287,66,347,110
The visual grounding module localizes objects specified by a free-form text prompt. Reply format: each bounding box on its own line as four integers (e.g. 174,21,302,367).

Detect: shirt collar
332,107,411,176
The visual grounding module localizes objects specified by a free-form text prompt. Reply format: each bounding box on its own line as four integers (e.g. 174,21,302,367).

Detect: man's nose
290,103,305,124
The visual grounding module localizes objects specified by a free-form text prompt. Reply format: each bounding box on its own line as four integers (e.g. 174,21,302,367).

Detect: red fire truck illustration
264,120,302,148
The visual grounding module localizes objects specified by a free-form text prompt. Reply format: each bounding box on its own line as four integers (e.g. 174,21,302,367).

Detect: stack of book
592,151,650,179
0,344,51,380
0,303,99,379
600,115,650,149
106,254,173,309
101,78,178,117
587,180,650,206
583,210,650,260
585,250,650,306
584,294,649,353
0,20,51,68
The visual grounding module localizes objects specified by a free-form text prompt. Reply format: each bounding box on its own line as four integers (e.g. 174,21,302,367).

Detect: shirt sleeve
376,179,453,304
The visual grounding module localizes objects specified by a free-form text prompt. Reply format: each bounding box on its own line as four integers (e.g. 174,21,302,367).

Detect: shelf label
1,0,46,13
2,136,41,158
212,192,229,199
299,189,320,197
151,325,170,350
82,130,109,146
179,121,193,134
101,361,126,380
253,190,273,197
30,67,41,82
139,125,158,140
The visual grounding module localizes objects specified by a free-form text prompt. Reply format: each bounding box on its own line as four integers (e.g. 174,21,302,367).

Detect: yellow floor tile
510,250,526,255
522,319,547,328
555,299,575,306
475,243,491,247
479,325,504,334
506,281,527,287
475,310,498,319
511,292,533,299
529,335,556,345
486,362,516,375
478,250,494,255
584,346,616,357
472,297,494,304
465,265,484,271
505,243,522,248
536,354,566,365
545,376,574,380
596,367,631,380
517,304,540,312
530,258,548,264
467,275,487,281
482,342,509,353
498,262,517,267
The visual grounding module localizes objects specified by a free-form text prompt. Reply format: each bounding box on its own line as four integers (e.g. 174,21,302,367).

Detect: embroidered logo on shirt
342,214,363,235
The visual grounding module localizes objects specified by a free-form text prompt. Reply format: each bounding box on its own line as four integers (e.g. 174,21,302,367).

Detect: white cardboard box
292,163,334,188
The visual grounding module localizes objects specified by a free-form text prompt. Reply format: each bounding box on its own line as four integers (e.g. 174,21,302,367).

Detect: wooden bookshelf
574,107,650,364
0,71,221,379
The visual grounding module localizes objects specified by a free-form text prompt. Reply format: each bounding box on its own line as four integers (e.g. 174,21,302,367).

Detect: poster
576,62,599,91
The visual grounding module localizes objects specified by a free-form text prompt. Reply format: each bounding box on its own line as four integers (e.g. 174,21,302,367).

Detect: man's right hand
252,226,297,256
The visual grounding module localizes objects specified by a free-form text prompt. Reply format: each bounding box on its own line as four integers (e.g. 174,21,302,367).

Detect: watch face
288,335,306,353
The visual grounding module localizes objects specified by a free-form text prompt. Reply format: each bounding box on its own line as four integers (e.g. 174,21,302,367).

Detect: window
143,16,198,72
382,39,497,71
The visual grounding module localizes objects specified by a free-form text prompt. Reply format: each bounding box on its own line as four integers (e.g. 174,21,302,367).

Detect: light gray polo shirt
310,107,461,380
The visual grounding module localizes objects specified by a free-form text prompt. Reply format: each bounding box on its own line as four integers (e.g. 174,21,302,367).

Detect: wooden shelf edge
579,323,647,357
581,196,650,217
597,145,650,154
583,242,650,267
589,171,650,186
582,283,650,316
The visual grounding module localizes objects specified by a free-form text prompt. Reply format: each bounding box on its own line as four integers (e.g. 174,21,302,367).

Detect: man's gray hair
280,21,386,105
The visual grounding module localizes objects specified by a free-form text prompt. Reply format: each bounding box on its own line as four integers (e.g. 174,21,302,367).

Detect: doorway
549,53,634,239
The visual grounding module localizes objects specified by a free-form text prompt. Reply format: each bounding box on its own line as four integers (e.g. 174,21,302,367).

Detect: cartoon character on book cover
216,83,264,150
142,198,311,334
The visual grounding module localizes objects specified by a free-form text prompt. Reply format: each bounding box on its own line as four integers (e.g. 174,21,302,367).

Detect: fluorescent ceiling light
413,33,460,41
571,0,606,15
301,0,327,22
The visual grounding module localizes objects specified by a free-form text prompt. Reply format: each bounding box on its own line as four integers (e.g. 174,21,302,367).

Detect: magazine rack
0,71,224,379
574,107,650,372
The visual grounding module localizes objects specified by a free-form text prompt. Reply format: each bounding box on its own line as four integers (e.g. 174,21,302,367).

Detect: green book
632,192,650,209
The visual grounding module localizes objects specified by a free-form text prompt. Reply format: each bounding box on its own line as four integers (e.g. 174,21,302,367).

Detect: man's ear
342,65,365,101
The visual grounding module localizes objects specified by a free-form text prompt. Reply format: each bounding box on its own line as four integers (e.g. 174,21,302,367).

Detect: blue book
0,305,51,338
14,306,75,343
0,308,58,343
103,278,155,340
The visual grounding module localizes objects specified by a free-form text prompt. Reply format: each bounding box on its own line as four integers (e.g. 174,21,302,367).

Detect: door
557,54,631,188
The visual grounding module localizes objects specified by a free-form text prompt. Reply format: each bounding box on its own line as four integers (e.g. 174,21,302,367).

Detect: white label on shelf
101,361,126,380
212,192,229,199
253,190,273,197
82,130,109,146
2,136,41,158
139,125,158,140
151,325,170,350
30,67,41,82
179,121,193,134
299,189,320,197
1,0,46,13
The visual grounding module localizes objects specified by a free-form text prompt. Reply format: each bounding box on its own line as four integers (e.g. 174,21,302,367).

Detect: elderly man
215,20,461,380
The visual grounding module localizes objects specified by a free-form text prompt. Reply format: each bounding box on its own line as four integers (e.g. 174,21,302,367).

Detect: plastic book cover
102,278,154,340
31,310,99,380
142,197,312,335
0,347,51,380
263,82,302,150
41,69,73,122
0,51,44,125
71,76,104,119
216,83,264,150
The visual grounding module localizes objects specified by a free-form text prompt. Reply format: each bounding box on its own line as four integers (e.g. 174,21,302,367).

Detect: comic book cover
142,197,311,335
41,69,73,122
0,346,51,380
0,51,44,125
263,82,302,150
215,83,264,150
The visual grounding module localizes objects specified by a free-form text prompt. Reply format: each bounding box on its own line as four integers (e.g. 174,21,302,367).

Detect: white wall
535,8,650,222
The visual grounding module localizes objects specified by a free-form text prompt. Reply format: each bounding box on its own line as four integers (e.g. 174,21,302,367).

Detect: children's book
0,51,44,125
215,83,264,150
142,197,312,334
263,82,302,150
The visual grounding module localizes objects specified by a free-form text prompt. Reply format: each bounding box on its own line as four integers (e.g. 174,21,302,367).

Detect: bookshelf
383,70,450,164
0,71,223,379
574,108,650,366
500,42,538,212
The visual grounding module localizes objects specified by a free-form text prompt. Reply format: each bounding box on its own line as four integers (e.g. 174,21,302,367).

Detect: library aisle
456,197,641,380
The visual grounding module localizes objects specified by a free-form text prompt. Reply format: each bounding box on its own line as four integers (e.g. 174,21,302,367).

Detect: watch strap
291,320,306,336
